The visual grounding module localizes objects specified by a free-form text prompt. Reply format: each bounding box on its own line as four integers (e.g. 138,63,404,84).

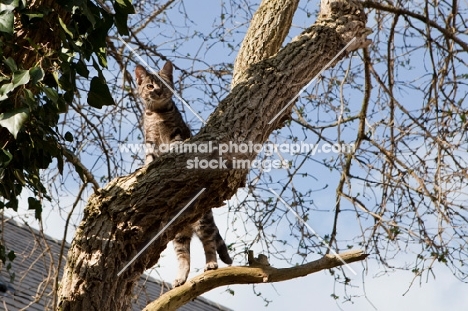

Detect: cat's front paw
204,262,218,271
173,278,186,288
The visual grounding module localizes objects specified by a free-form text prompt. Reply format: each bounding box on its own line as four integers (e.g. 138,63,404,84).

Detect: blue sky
5,0,468,310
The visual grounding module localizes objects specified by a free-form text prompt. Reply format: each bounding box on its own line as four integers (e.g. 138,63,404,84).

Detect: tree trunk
57,1,369,310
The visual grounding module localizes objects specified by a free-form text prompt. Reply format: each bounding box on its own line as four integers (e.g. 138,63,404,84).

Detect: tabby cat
135,61,232,287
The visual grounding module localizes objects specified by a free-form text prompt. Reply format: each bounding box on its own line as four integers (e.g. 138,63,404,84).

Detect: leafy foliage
0,0,134,265
1,0,468,308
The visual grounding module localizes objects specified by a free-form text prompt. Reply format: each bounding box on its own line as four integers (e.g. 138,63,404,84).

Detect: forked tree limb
144,250,368,311
58,1,370,309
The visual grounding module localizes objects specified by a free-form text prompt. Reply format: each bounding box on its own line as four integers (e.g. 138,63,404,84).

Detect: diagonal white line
118,35,207,125
269,188,357,275
117,188,206,276
268,37,357,125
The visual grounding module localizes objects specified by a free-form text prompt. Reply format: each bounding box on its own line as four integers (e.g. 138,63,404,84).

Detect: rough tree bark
57,0,370,310
231,0,300,87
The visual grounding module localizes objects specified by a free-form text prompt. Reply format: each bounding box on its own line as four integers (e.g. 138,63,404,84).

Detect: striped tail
215,232,233,264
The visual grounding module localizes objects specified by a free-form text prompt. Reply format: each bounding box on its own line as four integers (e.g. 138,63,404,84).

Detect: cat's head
135,61,174,112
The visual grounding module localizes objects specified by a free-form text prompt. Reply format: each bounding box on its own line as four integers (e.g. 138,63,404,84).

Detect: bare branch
61,147,100,193
361,0,468,52
144,250,368,311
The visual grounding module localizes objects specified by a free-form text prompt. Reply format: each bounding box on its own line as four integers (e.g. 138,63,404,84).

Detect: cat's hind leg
195,212,220,271
173,229,192,287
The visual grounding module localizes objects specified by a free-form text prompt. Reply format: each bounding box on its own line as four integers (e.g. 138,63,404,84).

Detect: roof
0,218,232,311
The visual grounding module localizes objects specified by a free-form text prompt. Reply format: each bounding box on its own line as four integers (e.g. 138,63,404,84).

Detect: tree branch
61,147,100,193
361,0,468,52
58,1,369,309
144,250,368,311
231,0,300,88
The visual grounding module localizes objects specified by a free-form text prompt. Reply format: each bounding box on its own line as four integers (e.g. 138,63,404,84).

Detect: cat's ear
135,65,147,85
161,61,173,81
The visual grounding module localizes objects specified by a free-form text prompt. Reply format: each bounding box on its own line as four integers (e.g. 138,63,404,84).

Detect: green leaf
5,198,18,211
74,59,89,78
27,197,42,220
81,1,97,26
27,197,40,210
22,88,35,106
95,47,107,68
29,67,44,85
58,16,74,38
58,68,74,91
13,169,26,185
12,70,30,87
0,83,14,101
42,86,67,112
460,113,466,124
57,98,68,113
42,86,59,103
64,131,73,142
0,0,20,12
3,57,17,72
114,0,135,14
63,90,74,103
0,11,14,34
0,68,29,101
0,149,13,167
24,13,44,20
0,107,29,138
7,250,15,262
87,76,115,108
114,12,129,36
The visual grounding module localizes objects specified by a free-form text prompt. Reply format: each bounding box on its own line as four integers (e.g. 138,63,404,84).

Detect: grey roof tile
0,218,232,311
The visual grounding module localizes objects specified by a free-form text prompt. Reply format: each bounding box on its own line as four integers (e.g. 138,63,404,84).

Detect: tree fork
57,1,369,310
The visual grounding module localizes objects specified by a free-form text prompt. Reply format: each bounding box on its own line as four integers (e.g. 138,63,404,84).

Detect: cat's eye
146,84,154,90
